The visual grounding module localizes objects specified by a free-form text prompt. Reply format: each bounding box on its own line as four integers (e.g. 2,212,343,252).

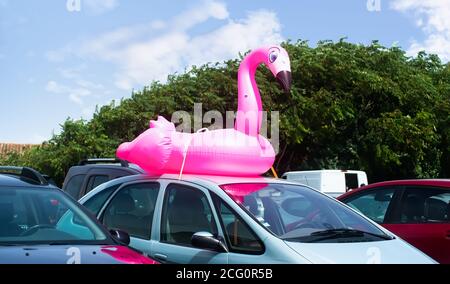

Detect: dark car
62,159,144,200
0,167,157,264
338,179,450,264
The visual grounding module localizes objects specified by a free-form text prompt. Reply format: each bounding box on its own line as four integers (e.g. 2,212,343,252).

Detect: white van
281,170,368,197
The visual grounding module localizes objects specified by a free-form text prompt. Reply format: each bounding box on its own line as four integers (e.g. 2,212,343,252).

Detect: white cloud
391,0,450,61
46,65,109,117
151,20,166,30
45,78,102,106
45,81,66,93
84,0,119,14
45,0,283,120
48,0,283,90
45,65,110,117
173,0,229,30
112,8,282,90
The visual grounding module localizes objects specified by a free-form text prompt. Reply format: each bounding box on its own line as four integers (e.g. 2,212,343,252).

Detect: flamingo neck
235,49,267,137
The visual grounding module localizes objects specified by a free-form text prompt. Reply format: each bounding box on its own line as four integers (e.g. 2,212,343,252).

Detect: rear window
345,173,359,191
86,175,109,194
64,175,86,200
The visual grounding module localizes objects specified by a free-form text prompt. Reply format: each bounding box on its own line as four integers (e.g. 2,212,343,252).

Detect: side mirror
110,229,131,245
191,232,228,253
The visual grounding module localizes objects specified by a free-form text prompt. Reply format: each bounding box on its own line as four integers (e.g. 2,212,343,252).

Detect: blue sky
0,0,449,143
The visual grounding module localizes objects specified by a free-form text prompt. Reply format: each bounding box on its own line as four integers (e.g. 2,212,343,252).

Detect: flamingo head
265,45,292,94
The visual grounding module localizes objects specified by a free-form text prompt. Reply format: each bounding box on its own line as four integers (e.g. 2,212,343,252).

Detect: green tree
2,40,448,185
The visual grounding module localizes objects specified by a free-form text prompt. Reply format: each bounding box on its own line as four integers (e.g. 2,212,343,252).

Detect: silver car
79,174,436,264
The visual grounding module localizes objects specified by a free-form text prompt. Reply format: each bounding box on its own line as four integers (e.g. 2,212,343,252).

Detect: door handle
446,231,450,239
154,253,168,262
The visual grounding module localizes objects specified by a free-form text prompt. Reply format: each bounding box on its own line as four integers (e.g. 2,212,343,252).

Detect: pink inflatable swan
117,45,292,176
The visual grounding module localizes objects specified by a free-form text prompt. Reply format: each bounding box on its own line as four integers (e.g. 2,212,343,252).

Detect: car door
151,182,228,264
99,182,161,256
209,192,267,264
383,186,450,264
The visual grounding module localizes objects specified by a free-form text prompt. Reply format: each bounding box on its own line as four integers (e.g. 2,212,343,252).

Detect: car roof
81,173,304,202
69,164,144,173
284,170,365,174
155,173,290,186
0,174,57,188
338,179,450,200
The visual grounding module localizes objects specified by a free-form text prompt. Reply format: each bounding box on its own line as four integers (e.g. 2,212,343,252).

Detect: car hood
285,239,436,264
0,245,158,264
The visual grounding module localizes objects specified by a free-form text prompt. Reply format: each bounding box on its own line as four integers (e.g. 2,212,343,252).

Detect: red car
338,179,450,264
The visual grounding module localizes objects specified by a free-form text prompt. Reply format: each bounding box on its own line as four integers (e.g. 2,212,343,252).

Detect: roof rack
78,158,129,167
0,166,49,185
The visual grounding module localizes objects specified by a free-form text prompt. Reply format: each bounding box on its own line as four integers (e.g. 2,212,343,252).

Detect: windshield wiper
284,228,394,243
309,228,393,241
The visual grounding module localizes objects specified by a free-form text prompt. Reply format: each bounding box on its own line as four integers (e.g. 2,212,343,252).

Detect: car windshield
221,183,391,243
0,187,108,245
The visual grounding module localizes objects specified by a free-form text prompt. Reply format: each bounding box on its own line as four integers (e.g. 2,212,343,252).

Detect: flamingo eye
269,51,278,63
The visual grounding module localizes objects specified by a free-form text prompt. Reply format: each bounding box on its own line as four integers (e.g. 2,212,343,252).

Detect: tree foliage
2,40,449,185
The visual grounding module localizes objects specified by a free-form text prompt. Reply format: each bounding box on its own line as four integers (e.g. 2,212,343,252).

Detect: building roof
0,143,37,157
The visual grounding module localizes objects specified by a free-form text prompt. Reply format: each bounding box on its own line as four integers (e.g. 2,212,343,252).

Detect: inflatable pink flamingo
117,45,291,176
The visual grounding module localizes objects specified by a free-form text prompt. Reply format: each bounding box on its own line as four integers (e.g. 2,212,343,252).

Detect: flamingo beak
276,71,292,94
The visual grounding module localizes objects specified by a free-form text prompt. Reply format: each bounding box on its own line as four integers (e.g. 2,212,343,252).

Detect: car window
83,184,120,216
160,184,217,247
220,183,389,243
345,173,359,190
102,183,159,240
211,192,264,254
0,187,107,244
345,188,395,223
64,174,86,200
85,175,109,194
397,187,450,224
0,190,34,231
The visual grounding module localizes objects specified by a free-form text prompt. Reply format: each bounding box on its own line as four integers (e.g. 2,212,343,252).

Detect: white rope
178,128,209,180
